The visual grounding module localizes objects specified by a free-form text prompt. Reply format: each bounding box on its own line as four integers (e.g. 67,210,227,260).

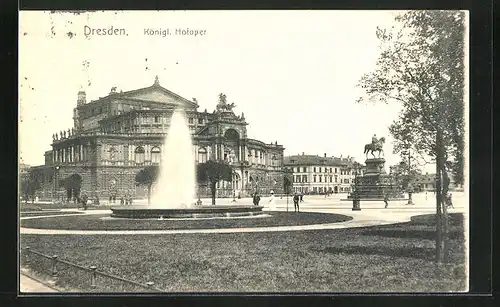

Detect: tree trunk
442,170,451,263
211,181,217,205
435,130,444,263
147,185,151,206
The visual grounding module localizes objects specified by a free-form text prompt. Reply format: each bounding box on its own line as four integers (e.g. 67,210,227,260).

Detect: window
319,176,322,182
134,146,145,164
303,167,307,172
302,175,307,183
313,175,316,182
198,118,203,124
314,167,316,172
330,176,333,183
330,167,333,172
154,116,160,123
335,168,338,173
295,175,301,183
108,146,117,162
151,147,161,164
188,118,194,124
198,148,208,163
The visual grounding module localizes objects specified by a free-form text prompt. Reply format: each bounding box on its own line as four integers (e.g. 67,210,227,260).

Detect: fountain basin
110,205,265,219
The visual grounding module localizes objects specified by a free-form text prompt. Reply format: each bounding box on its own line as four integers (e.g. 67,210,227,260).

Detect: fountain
111,108,264,219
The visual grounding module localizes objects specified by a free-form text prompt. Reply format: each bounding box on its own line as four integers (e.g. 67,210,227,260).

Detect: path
19,192,466,235
20,274,58,293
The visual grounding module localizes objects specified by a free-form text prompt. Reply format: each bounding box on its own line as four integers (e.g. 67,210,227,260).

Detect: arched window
134,146,145,164
198,147,207,163
108,146,117,162
151,147,161,164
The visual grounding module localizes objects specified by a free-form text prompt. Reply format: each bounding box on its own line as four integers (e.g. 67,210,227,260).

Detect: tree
196,160,232,205
59,174,83,202
357,10,465,263
20,168,43,203
389,160,422,191
283,169,293,195
135,166,159,205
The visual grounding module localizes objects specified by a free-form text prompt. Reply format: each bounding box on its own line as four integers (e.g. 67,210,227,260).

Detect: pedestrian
425,192,428,200
446,193,454,209
255,193,261,206
81,193,88,211
384,193,389,208
293,193,300,212
120,196,125,205
268,190,276,210
300,192,304,202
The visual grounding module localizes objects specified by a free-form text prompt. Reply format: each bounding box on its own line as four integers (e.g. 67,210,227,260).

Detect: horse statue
364,136,385,159
216,93,236,112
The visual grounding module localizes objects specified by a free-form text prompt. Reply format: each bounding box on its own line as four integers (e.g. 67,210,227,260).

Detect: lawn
20,213,466,293
20,211,86,218
20,212,352,230
20,203,110,211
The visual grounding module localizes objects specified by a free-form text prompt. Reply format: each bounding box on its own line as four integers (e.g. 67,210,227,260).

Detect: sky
19,10,444,172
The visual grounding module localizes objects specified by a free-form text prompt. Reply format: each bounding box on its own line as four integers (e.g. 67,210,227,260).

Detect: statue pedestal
347,158,403,201
364,158,387,176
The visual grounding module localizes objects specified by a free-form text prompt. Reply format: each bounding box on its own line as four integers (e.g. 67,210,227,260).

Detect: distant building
283,153,363,194
19,163,31,182
31,77,285,200
414,172,463,191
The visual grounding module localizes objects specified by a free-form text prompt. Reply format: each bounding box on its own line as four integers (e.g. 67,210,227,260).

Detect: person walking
81,192,88,211
268,190,276,211
383,192,389,208
252,193,261,206
300,192,304,202
293,193,300,212
120,196,125,206
446,192,454,209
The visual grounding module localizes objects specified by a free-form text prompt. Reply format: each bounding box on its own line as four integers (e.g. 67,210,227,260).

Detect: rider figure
372,134,378,147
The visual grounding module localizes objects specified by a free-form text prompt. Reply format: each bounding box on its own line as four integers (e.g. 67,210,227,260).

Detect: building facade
32,77,285,200
283,153,363,194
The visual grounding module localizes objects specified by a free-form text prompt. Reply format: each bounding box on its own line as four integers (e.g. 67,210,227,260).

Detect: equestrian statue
364,134,385,159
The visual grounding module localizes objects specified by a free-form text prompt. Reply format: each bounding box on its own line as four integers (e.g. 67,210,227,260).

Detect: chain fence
21,246,161,292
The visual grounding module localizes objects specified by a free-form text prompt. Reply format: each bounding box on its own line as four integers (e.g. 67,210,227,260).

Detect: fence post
51,255,58,276
90,266,97,288
24,247,30,264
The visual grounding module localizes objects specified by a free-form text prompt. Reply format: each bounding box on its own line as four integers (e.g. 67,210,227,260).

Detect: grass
20,202,110,211
20,212,352,230
20,213,466,292
20,211,86,218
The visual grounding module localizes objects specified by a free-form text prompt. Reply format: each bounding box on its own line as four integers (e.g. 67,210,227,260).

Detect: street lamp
352,162,361,211
402,150,414,205
53,165,60,203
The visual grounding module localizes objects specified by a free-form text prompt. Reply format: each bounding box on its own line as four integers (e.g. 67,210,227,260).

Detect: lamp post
352,162,361,211
53,165,60,203
403,149,414,205
232,173,236,202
